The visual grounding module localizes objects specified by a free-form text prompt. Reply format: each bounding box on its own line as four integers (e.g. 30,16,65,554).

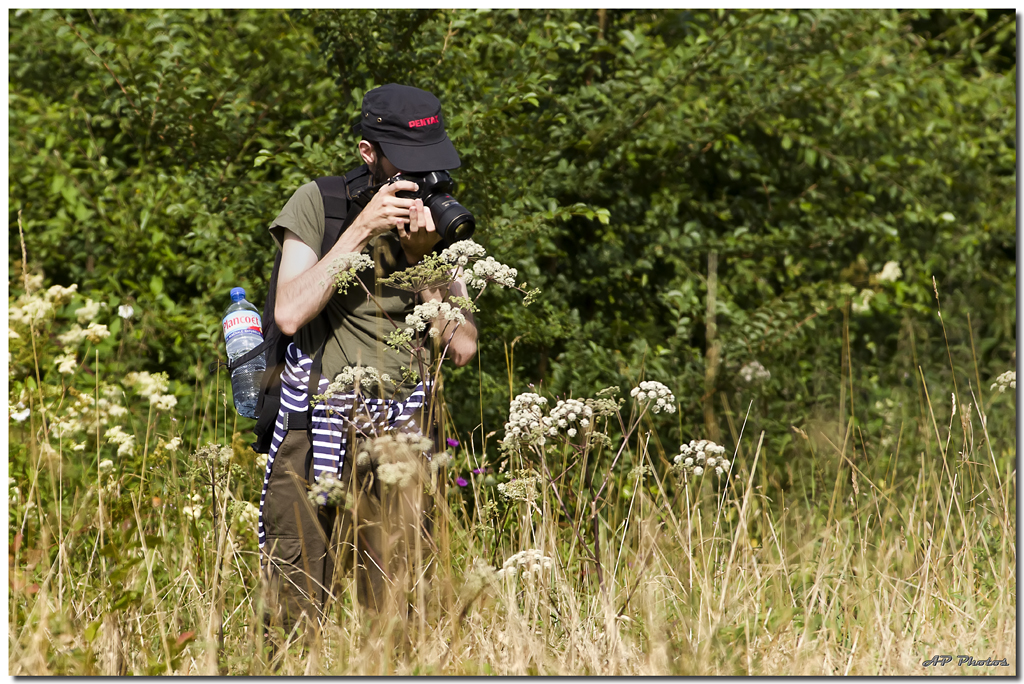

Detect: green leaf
84,620,103,643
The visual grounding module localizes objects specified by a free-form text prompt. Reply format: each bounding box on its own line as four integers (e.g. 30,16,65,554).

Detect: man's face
372,155,402,185
361,140,403,184
376,154,402,179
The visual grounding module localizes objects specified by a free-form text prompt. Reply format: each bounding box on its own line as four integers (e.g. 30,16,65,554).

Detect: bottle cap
230,287,246,303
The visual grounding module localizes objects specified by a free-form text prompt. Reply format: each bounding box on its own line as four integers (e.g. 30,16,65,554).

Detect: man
258,84,477,635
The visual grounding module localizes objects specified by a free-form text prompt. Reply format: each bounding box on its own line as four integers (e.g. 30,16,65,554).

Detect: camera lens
425,193,475,244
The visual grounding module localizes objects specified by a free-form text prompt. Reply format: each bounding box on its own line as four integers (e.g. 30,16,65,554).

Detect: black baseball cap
357,83,461,173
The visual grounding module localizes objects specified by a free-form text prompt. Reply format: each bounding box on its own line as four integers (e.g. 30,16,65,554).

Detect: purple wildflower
455,477,469,487
446,437,460,448
472,468,483,475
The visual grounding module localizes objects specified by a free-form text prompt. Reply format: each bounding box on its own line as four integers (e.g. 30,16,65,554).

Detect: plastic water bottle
222,287,266,418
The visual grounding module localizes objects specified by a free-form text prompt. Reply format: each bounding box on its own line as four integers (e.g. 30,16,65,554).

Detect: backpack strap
226,336,273,372
315,175,348,255
316,165,371,255
250,248,293,452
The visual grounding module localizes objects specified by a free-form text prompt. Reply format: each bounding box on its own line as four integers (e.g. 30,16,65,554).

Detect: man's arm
275,180,420,336
421,277,478,367
398,199,478,366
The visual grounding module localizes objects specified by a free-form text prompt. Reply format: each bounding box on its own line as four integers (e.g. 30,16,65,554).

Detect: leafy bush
12,9,1013,470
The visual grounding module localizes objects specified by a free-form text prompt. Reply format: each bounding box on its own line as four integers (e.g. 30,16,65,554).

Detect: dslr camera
391,171,474,245
350,170,475,246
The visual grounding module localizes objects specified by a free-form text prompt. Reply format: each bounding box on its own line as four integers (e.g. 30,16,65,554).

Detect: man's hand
398,198,443,265
348,179,420,242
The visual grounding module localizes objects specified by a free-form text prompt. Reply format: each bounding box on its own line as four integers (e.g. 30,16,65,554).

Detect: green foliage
304,8,1016,463
9,9,1016,469
10,8,341,378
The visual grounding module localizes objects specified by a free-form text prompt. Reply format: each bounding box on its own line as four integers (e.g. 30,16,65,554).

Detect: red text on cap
408,116,439,128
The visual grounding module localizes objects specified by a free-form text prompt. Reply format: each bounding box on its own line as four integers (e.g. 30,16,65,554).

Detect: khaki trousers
261,429,432,634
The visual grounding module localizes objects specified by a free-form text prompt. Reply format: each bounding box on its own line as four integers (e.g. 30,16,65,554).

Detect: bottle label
223,311,262,344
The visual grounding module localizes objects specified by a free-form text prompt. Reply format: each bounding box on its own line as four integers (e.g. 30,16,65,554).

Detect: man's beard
369,155,393,186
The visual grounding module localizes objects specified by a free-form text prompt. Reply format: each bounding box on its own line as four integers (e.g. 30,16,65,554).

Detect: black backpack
227,164,372,453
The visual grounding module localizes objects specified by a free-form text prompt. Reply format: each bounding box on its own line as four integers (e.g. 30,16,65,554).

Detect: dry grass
8,229,1016,674
8,392,1015,675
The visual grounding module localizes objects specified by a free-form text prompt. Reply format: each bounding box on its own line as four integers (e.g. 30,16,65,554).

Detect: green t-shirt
269,181,422,399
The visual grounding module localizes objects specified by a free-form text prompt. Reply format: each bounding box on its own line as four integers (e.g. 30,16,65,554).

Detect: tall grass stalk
7,270,1015,674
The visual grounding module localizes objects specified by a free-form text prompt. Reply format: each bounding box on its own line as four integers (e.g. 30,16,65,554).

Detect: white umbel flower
877,261,902,282
84,322,111,343
104,425,136,457
439,239,487,267
322,365,393,397
851,289,875,315
352,431,432,490
125,371,178,410
501,393,552,448
629,380,676,414
58,325,88,346
674,439,729,478
739,360,771,385
153,394,177,412
991,370,1016,393
467,256,517,289
9,294,53,325
75,299,102,324
55,352,78,375
45,283,78,304
548,398,593,438
328,252,374,274
308,472,347,507
125,371,169,398
497,548,554,580
405,300,466,333
328,252,374,293
496,473,539,502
